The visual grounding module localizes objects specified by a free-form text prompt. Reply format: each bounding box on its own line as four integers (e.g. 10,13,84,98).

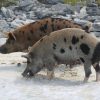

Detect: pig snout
0,46,7,54
22,68,34,77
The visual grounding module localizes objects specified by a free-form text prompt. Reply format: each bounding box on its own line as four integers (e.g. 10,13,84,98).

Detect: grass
96,0,100,5
64,0,83,5
0,0,100,7
0,0,17,7
64,0,100,6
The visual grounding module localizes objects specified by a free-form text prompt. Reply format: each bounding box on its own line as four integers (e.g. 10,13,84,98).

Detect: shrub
0,0,17,7
96,0,100,6
64,0,81,5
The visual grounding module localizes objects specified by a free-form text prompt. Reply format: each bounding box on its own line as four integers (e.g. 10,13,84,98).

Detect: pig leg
47,66,55,80
83,61,92,83
93,62,100,81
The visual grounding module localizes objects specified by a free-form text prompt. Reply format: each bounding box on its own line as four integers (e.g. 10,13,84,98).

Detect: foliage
0,0,17,7
64,0,100,5
96,0,100,6
64,0,82,5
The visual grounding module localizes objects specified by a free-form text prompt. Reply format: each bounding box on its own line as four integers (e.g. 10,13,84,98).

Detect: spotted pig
22,28,100,82
0,17,90,53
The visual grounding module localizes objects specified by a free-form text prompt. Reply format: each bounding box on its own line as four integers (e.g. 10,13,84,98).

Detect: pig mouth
22,70,34,78
0,46,8,54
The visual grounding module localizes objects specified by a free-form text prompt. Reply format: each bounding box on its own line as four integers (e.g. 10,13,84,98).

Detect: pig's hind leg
83,61,92,83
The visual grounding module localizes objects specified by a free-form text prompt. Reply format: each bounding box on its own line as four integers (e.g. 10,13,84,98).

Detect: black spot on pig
72,36,79,45
51,24,55,31
30,30,34,34
81,35,84,39
91,43,100,64
51,18,55,22
40,34,42,37
80,43,90,55
66,26,68,28
27,37,31,41
22,31,25,34
63,21,66,24
57,26,60,29
80,57,85,63
40,23,48,33
60,48,65,53
53,43,56,50
69,46,72,50
64,38,66,43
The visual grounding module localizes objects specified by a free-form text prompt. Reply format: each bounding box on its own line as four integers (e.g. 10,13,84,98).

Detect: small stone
1,7,15,18
17,63,21,67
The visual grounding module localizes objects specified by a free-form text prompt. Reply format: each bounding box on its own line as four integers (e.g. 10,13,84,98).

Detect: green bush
96,0,100,6
0,0,17,7
64,0,81,5
64,0,100,6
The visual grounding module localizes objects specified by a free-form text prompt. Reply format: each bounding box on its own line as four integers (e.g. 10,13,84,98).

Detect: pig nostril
27,72,30,76
27,70,34,77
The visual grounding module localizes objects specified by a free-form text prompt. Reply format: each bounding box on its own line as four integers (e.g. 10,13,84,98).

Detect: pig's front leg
47,66,55,80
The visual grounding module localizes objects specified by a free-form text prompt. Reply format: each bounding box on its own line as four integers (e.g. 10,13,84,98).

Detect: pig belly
53,49,79,64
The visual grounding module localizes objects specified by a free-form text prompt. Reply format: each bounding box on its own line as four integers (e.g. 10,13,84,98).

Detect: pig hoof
47,74,54,80
83,77,89,83
47,70,54,80
47,76,53,80
22,70,34,78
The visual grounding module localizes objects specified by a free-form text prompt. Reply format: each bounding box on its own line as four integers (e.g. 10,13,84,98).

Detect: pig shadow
15,74,85,87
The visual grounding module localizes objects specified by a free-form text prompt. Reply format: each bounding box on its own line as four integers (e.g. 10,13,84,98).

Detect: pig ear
22,55,32,63
8,32,16,40
83,26,89,33
83,22,92,33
